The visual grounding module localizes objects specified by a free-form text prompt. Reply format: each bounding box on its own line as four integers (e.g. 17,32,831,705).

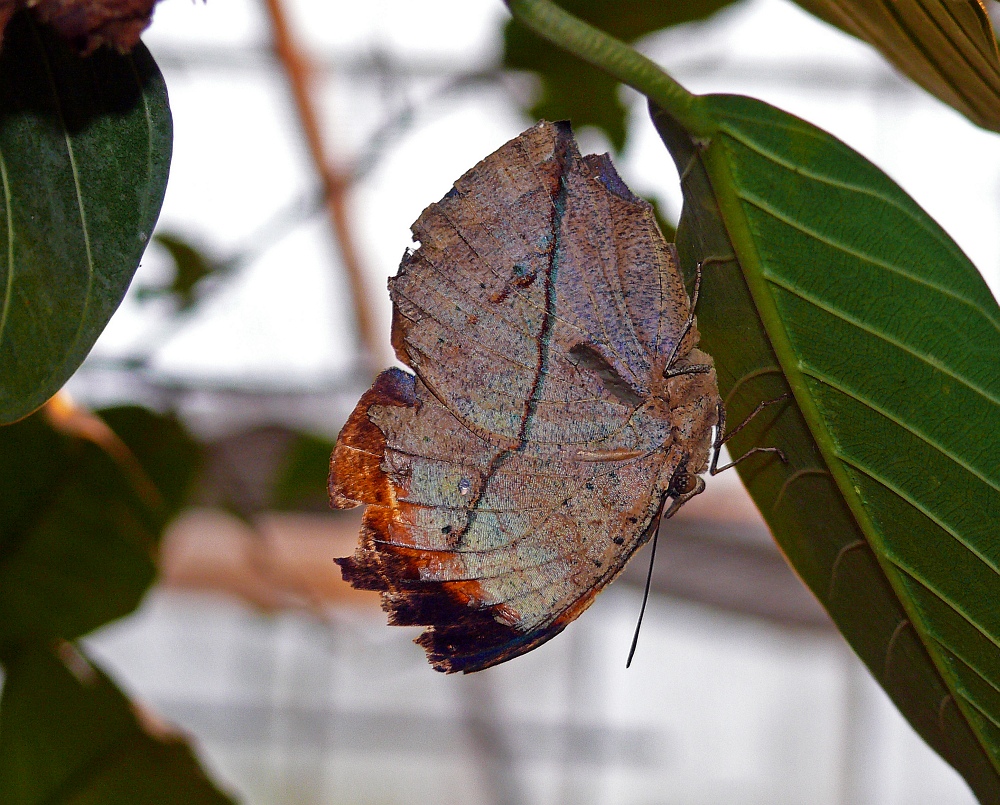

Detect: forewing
331,368,680,673
390,121,691,449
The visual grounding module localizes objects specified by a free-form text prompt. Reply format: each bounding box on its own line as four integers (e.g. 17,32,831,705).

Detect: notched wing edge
327,367,553,673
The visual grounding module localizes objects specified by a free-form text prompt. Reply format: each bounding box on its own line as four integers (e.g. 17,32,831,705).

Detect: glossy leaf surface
793,0,1000,131
502,0,1000,795
0,405,198,645
0,13,171,423
0,642,234,804
652,94,1000,802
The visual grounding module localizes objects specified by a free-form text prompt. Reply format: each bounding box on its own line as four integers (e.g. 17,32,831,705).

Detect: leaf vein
35,23,95,373
800,362,1000,498
927,633,1000,710
716,119,970,267
736,188,999,330
882,556,1000,655
826,443,1000,578
0,149,13,349
766,271,1000,411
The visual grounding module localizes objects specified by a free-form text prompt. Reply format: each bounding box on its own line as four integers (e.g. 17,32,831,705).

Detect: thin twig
261,0,380,374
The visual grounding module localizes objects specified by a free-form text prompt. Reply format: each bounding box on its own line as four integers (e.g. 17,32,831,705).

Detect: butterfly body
331,121,720,673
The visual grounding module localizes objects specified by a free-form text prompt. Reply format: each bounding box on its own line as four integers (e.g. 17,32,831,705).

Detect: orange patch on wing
329,368,416,508
443,579,486,607
390,302,413,366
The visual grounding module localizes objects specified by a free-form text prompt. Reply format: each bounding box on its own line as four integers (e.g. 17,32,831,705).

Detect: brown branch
261,0,380,374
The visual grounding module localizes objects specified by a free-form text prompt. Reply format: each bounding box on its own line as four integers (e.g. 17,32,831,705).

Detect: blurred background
53,0,1000,802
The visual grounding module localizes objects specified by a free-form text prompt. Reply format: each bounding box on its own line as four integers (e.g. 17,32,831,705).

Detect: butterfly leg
709,394,791,476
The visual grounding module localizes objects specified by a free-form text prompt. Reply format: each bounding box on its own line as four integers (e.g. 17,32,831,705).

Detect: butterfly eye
668,468,697,498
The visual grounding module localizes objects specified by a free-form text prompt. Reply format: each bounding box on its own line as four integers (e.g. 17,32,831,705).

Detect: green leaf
0,12,172,424
0,405,199,646
651,93,1000,803
643,194,676,242
98,405,202,514
502,0,738,150
791,0,1000,133
0,641,234,804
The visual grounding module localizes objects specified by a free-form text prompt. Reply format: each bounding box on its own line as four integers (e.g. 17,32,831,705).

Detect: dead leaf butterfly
330,121,763,673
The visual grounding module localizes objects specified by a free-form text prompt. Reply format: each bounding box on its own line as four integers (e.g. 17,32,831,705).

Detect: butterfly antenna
626,515,662,668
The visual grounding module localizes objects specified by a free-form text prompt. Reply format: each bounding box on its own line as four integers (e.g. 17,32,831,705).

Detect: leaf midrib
30,20,94,390
829,434,1000,585
930,635,1000,729
815,433,1000,663
882,548,1000,662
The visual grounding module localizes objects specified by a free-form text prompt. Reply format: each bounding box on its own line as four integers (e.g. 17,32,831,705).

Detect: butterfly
329,121,765,673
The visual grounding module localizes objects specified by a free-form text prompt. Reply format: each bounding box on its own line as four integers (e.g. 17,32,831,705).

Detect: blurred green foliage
0,642,234,804
272,432,337,511
0,406,198,646
0,406,233,803
502,0,739,150
145,233,220,311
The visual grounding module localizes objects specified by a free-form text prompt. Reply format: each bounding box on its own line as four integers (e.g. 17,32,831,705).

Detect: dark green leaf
502,0,738,150
0,12,172,424
791,0,1000,133
0,641,234,804
0,405,198,645
98,405,202,514
652,93,1000,802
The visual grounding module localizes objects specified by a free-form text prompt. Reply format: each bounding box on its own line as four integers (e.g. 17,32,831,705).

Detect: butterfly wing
331,122,703,673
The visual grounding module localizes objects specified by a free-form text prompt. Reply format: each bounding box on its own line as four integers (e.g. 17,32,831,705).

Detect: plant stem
503,0,711,136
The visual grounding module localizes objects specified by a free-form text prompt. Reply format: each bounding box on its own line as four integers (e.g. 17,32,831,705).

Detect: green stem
503,0,712,136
